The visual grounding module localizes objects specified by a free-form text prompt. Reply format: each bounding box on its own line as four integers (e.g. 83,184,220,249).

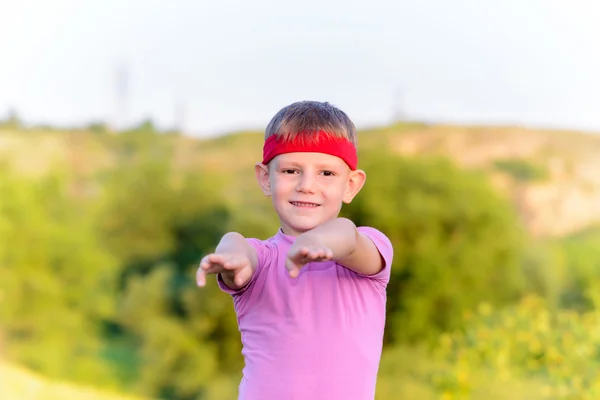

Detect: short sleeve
356,226,394,284
216,237,268,296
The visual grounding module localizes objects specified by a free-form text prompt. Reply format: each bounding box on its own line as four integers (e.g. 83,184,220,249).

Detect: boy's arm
289,218,385,276
197,232,259,290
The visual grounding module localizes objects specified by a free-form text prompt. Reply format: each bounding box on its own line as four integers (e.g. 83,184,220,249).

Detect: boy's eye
321,171,335,177
282,169,298,174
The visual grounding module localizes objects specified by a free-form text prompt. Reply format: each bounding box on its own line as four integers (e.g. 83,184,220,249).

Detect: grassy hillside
1,123,599,237
381,124,600,237
0,350,549,400
0,360,148,400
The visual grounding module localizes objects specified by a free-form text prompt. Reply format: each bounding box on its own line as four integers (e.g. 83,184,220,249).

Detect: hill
0,360,148,400
383,124,600,237
2,123,600,399
1,123,599,238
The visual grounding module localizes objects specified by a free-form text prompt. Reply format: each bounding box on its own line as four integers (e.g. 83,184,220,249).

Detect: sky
0,0,599,137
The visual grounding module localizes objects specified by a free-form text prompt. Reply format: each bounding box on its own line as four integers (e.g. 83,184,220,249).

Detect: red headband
262,131,358,170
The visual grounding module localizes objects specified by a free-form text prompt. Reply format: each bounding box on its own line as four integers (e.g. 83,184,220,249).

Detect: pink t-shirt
217,226,393,400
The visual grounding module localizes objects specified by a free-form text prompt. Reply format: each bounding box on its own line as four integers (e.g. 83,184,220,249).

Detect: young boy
196,101,393,400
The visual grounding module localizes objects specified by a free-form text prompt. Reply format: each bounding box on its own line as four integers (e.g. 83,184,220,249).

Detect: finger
206,253,227,265
288,267,300,279
299,247,310,258
316,249,329,259
285,258,300,274
196,266,207,287
200,254,222,270
285,258,295,272
313,248,333,260
287,250,302,264
222,257,245,270
211,254,248,270
203,264,227,275
234,269,251,287
306,249,327,261
234,276,244,287
203,254,240,272
199,256,213,270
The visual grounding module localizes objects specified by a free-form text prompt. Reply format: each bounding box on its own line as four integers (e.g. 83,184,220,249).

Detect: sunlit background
1,1,600,399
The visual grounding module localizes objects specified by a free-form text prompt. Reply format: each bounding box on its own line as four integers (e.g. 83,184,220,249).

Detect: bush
493,159,548,182
342,153,527,343
431,295,600,399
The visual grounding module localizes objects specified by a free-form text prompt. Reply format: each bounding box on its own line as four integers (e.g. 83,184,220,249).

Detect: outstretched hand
286,244,333,278
196,253,253,288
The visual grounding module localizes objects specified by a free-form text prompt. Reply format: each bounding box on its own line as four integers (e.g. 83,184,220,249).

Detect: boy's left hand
286,242,333,278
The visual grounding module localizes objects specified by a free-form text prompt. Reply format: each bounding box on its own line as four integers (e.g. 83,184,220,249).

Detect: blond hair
264,101,357,147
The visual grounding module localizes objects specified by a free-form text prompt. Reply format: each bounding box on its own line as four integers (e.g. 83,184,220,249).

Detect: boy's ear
255,163,272,196
343,169,366,204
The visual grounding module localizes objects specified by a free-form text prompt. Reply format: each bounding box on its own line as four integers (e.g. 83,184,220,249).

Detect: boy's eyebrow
278,161,343,170
315,163,341,170
276,161,302,168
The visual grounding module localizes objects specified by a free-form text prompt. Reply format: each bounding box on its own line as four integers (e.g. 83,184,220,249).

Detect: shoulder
357,227,393,257
217,235,280,296
243,235,283,276
357,226,392,243
245,236,279,258
355,226,394,284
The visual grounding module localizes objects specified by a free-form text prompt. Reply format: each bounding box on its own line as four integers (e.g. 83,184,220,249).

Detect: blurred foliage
1,127,600,400
431,294,600,399
94,137,239,399
493,158,548,182
342,152,527,343
520,226,600,313
0,164,119,386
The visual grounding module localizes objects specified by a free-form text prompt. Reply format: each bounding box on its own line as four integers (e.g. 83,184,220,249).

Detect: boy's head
264,100,358,148
255,101,366,236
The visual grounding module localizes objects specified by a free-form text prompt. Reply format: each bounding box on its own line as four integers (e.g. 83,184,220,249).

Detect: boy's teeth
292,201,319,207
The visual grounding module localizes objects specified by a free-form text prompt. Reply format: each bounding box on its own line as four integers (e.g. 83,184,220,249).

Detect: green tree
493,158,548,182
555,227,600,310
97,154,241,399
342,153,526,344
0,165,119,386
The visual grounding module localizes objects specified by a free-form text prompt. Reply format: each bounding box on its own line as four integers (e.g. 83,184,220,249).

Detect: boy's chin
281,217,337,235
280,220,318,235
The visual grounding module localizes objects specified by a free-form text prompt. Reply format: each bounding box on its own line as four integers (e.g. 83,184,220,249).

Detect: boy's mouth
290,201,321,208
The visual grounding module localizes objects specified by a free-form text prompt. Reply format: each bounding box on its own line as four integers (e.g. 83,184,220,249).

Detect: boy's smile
255,151,366,236
290,201,321,208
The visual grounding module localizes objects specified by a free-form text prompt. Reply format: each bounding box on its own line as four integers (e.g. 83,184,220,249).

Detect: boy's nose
296,173,316,193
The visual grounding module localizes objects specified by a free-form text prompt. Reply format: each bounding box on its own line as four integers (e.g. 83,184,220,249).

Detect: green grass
0,360,149,400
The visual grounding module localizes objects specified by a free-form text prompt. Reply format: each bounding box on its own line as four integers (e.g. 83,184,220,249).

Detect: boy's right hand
196,253,253,289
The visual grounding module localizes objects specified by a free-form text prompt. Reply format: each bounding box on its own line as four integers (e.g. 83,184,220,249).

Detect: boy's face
255,152,366,236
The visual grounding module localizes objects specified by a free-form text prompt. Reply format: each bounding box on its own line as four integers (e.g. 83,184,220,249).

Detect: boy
196,101,393,400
